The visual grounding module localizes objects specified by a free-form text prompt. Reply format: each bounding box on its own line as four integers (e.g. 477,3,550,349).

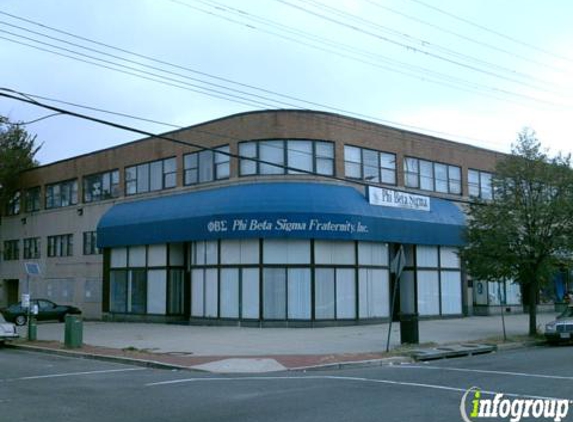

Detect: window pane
448,166,462,194
264,239,310,264
316,158,334,176
358,242,388,266
481,172,493,200
199,150,214,183
420,160,434,191
358,268,389,318
164,157,176,173
416,246,438,268
111,247,127,268
221,268,239,318
147,270,167,314
434,163,448,193
129,246,146,267
440,247,460,269
287,268,311,319
191,269,204,317
315,241,355,265
204,269,218,317
263,268,286,319
148,244,167,267
404,158,419,188
242,268,260,319
239,142,257,175
137,164,149,193
417,270,440,316
344,146,361,179
110,270,127,313
315,268,335,319
184,153,198,170
287,141,313,174
380,153,396,184
130,269,147,314
441,271,461,315
260,141,284,174
316,141,334,159
336,268,356,319
468,170,480,197
362,149,379,183
168,269,184,315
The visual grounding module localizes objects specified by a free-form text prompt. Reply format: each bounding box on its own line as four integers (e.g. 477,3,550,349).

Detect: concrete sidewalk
13,312,556,373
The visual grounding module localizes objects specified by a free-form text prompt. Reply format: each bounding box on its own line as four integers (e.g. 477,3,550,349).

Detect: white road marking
401,365,573,381
2,367,146,382
145,375,568,401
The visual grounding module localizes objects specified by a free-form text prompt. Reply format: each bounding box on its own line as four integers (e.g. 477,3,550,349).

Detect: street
1,345,573,422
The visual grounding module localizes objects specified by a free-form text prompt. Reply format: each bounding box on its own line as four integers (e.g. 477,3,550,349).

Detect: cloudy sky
1,0,572,164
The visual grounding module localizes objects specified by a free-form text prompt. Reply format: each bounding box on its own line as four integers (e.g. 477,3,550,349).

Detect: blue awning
97,182,466,248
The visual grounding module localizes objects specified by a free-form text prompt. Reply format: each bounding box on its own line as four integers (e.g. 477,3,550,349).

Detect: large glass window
315,268,335,319
344,145,396,185
405,157,462,195
358,269,389,318
83,170,119,203
221,268,240,318
47,234,73,257
3,240,19,261
184,145,230,185
288,268,311,319
315,241,355,265
239,140,334,176
45,180,78,209
23,237,40,259
263,268,287,319
242,268,260,319
5,191,20,215
24,187,41,212
468,169,493,200
125,157,176,195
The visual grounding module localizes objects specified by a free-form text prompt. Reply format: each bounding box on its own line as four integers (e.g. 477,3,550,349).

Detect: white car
0,313,19,344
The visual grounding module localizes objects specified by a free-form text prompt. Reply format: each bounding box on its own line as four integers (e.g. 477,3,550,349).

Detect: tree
460,129,573,336
0,116,41,212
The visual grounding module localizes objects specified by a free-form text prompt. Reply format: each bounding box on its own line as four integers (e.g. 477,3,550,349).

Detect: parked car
1,299,82,326
544,305,573,344
0,313,19,344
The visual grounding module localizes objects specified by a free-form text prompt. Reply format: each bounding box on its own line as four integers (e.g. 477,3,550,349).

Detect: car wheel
15,315,27,326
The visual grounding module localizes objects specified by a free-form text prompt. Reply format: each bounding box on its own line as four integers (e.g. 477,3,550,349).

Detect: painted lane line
2,367,146,382
145,375,568,401
400,365,573,381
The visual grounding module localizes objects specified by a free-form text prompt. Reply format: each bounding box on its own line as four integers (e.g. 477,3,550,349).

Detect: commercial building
0,110,525,325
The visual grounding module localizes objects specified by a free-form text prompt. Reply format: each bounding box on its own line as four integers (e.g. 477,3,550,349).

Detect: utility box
399,313,419,344
64,315,83,348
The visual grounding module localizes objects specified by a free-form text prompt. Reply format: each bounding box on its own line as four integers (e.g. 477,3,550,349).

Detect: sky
1,0,573,165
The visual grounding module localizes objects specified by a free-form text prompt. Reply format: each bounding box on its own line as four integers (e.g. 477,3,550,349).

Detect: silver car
0,313,19,344
545,305,573,343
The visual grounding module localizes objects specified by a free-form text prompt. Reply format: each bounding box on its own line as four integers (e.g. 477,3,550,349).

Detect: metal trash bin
399,313,419,344
64,315,83,348
27,318,37,341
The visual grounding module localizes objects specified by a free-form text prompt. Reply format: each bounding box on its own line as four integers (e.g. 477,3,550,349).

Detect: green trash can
27,317,37,341
399,313,419,345
64,314,83,348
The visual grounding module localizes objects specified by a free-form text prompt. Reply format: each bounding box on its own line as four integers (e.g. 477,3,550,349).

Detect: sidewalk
12,312,556,373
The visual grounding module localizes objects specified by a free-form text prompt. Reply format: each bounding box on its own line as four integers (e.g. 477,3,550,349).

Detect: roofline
28,109,506,171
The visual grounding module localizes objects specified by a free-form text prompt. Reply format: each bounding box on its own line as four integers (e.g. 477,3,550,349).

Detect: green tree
0,116,40,212
460,129,573,336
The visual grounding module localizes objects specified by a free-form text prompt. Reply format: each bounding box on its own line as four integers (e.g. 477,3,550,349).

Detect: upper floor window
24,187,41,212
47,234,73,257
23,237,41,259
468,169,493,200
45,179,78,209
83,231,101,255
239,140,334,176
84,170,120,203
344,146,396,185
125,157,176,196
404,157,461,195
184,145,230,185
5,191,20,216
3,239,19,261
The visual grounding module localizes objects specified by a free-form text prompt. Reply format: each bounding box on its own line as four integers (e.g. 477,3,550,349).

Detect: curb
5,343,202,372
289,356,413,372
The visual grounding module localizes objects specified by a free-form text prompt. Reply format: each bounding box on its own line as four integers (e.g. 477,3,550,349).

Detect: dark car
545,305,573,344
1,299,82,326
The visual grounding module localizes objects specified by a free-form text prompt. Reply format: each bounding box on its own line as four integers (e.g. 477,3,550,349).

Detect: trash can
27,317,37,341
64,314,83,348
399,313,419,344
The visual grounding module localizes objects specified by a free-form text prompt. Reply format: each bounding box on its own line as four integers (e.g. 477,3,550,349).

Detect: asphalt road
1,345,573,422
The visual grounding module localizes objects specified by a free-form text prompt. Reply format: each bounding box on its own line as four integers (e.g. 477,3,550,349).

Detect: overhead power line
0,88,482,205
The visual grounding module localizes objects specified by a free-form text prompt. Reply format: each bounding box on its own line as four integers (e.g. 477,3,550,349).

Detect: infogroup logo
460,387,570,422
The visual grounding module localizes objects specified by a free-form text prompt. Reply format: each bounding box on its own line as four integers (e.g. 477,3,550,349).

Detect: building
0,110,523,326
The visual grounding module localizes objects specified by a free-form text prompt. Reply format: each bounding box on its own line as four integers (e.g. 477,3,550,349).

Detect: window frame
404,156,462,195
83,169,120,203
344,144,397,185
47,234,74,258
45,179,78,209
183,145,230,186
125,157,177,196
23,237,41,259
